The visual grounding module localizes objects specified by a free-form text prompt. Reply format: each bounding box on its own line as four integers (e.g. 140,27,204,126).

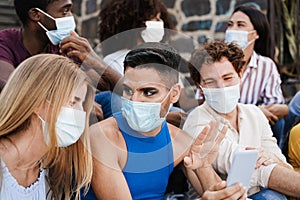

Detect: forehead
46,0,72,10
200,57,237,79
123,67,168,89
230,11,252,24
73,83,87,98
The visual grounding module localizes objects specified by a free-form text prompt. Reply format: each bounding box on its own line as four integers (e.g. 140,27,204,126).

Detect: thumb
209,181,226,191
245,147,255,150
183,156,192,167
70,30,78,36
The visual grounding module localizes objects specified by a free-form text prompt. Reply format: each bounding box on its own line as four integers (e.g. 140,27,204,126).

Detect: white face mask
38,107,86,147
202,84,240,114
141,21,164,43
225,30,256,50
36,8,76,45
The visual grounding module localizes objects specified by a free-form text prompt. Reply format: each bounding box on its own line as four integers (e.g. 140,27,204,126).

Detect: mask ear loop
37,21,49,32
35,8,56,32
35,8,56,21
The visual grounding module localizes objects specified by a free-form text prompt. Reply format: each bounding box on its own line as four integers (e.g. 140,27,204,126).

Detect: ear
28,8,41,22
195,82,204,96
254,30,259,40
238,70,243,78
170,84,181,103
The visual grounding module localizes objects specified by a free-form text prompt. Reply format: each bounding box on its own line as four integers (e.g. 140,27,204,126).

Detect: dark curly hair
98,0,175,56
188,40,245,85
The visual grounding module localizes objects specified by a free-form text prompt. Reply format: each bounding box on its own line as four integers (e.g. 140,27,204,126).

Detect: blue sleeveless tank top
115,111,174,200
80,112,174,200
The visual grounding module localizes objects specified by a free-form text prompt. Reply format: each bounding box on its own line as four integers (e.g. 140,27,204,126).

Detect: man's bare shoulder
89,117,122,144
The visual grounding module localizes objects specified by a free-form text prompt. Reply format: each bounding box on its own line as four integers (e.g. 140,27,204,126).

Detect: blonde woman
0,54,94,199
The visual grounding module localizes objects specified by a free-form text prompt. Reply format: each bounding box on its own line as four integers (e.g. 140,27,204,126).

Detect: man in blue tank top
83,42,247,200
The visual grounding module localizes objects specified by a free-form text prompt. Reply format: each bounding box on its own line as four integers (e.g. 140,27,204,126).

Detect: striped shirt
239,51,284,105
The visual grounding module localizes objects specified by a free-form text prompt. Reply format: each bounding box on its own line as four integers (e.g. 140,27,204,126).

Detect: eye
237,22,246,28
224,76,233,81
227,21,233,27
204,80,215,86
142,89,158,97
68,100,76,107
123,86,134,96
63,8,71,16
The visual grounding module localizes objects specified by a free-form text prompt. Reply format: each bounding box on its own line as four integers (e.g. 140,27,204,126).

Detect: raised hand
184,120,228,169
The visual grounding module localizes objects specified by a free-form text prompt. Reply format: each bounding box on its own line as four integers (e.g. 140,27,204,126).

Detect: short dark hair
14,0,55,25
124,42,180,87
232,6,271,57
188,40,245,85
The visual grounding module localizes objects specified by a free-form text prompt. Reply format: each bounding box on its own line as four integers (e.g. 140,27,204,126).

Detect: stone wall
73,0,268,48
73,0,268,89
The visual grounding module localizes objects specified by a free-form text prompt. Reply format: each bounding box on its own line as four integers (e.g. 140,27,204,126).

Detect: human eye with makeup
141,88,159,97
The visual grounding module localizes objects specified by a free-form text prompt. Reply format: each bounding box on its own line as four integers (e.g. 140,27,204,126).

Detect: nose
216,80,226,88
129,92,139,102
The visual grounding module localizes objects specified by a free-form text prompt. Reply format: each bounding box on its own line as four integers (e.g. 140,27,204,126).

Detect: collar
248,51,259,69
203,102,245,126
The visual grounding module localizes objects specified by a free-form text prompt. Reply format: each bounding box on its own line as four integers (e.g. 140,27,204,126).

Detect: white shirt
103,49,130,75
0,160,48,200
183,102,288,195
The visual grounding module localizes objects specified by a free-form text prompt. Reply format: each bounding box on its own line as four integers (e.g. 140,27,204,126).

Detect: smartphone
226,149,258,188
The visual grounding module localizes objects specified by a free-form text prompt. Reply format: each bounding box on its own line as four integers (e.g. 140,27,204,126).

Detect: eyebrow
74,96,81,102
122,83,159,91
222,72,235,77
229,19,247,24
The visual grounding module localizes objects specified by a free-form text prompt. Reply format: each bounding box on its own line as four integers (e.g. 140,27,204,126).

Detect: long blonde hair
0,54,94,199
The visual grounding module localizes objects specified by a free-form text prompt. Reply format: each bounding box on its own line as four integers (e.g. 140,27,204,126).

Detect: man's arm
0,60,15,92
268,165,300,198
60,31,122,91
89,121,132,199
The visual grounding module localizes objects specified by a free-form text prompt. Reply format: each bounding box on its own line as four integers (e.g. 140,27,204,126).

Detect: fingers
202,182,246,200
209,180,226,191
215,124,227,145
70,30,79,36
183,156,192,167
193,124,210,146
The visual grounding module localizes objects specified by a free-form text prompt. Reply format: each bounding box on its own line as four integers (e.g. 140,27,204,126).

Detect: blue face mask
121,93,172,133
36,8,76,45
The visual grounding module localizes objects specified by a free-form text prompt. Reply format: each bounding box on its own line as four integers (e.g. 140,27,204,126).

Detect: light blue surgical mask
121,92,172,133
38,107,86,147
225,30,256,50
36,8,76,45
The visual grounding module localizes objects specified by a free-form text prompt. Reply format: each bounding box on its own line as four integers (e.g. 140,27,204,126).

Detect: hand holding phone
226,149,258,188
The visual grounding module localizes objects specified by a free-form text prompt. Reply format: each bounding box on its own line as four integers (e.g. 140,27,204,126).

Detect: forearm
83,55,122,91
194,165,222,192
268,165,300,197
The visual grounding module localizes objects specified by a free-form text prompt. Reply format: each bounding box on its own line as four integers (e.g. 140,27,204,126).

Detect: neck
219,107,239,131
137,124,163,137
0,119,48,171
22,25,51,55
243,44,255,69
